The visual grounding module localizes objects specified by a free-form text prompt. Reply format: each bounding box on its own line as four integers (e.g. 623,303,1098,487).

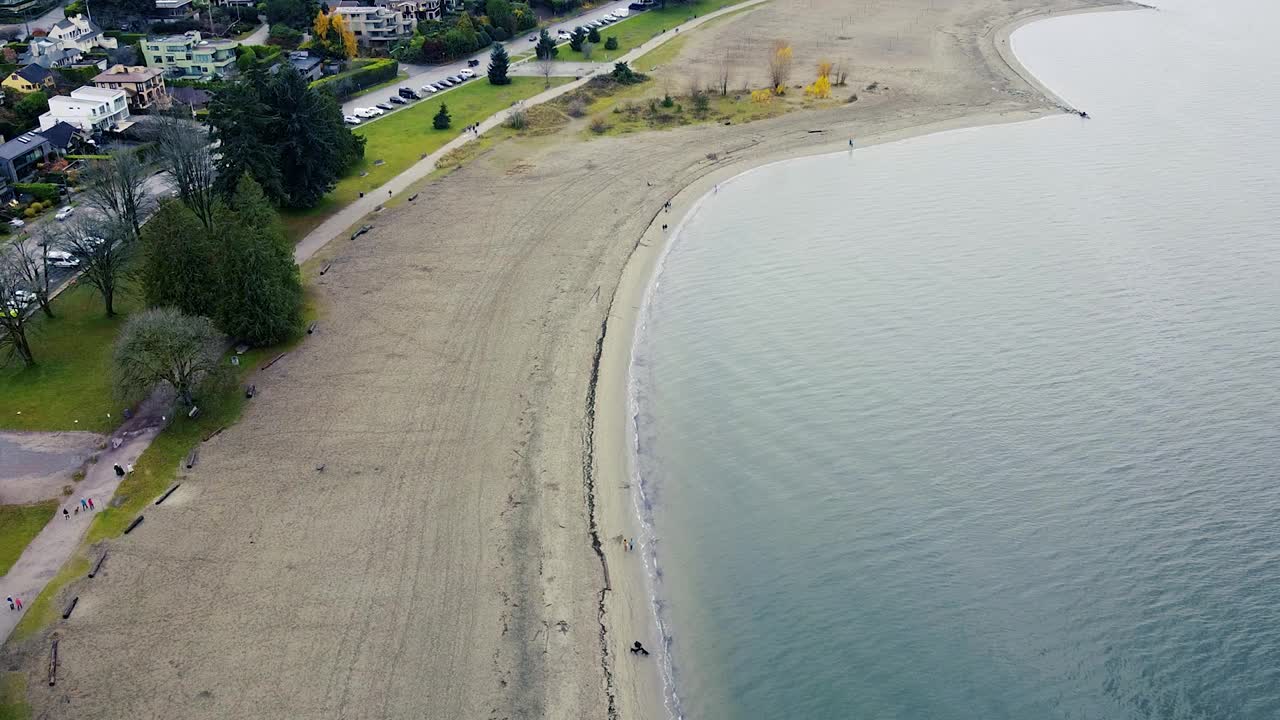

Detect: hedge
14,183,60,203
311,59,399,101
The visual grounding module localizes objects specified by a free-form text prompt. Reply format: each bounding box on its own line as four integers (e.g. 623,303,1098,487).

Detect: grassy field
557,0,743,63
282,76,570,242
0,672,29,720
0,281,142,433
0,501,58,576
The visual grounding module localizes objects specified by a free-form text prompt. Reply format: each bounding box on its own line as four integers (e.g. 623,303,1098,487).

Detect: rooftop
0,132,51,161
14,64,53,84
93,65,164,83
63,86,125,102
155,0,192,7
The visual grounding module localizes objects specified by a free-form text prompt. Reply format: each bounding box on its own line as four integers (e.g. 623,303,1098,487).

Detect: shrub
14,182,59,203
605,36,618,50
660,94,674,108
566,97,587,117
589,115,609,134
23,206,35,218
311,59,400,101
588,26,600,43
692,91,709,114
611,62,646,85
505,106,527,130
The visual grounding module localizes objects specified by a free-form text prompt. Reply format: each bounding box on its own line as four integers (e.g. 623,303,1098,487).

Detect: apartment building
334,5,416,48
141,31,237,78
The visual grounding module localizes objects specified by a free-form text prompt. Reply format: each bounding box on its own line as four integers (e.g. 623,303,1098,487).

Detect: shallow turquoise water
630,1,1280,718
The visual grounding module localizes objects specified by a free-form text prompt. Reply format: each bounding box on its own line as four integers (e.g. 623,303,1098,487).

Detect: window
166,55,175,62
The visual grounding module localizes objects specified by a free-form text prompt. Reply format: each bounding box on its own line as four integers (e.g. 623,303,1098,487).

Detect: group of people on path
6,596,23,611
62,495,97,520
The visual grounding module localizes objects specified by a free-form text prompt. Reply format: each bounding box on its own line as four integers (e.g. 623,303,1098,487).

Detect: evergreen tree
535,28,557,60
264,65,366,208
587,26,600,44
140,200,221,318
487,43,510,85
433,103,452,130
209,81,285,203
217,176,303,346
569,27,586,52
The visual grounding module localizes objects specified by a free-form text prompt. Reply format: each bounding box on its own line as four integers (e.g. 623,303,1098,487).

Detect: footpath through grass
0,501,58,576
0,282,141,433
558,0,743,63
282,76,569,242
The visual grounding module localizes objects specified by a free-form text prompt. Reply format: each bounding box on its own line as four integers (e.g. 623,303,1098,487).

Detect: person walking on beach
88,497,95,511
6,597,13,611
13,597,21,610
63,508,70,520
80,498,88,511
113,463,125,478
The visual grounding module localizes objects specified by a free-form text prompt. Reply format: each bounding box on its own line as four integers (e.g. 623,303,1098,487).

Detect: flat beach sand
4,0,1134,717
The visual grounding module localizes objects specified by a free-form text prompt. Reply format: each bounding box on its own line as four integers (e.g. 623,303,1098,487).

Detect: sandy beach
4,0,1136,717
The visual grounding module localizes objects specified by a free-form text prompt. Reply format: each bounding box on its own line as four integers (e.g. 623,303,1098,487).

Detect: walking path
297,0,769,264
0,401,168,643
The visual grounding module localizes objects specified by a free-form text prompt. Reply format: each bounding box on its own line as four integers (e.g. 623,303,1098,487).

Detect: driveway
341,0,641,117
0,1,65,40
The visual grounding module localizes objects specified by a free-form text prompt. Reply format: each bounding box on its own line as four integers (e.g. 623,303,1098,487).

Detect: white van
613,7,629,17
46,250,79,268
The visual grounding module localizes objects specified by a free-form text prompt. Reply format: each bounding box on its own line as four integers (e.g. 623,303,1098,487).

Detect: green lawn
0,672,29,720
282,76,569,242
0,501,57,576
0,282,142,432
558,0,744,63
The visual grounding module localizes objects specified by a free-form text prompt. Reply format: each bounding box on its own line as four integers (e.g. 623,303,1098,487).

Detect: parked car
557,29,572,40
437,78,453,87
388,95,406,105
354,107,382,118
422,84,438,93
446,75,462,83
627,1,651,9
55,206,74,221
8,217,24,228
375,102,393,111
13,289,35,305
398,87,421,99
527,34,537,41
83,236,105,247
344,115,361,125
467,58,480,67
614,7,630,17
46,250,78,268
458,68,475,79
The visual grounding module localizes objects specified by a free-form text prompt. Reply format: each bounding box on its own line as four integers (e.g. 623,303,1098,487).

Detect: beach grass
0,501,58,576
557,0,743,63
281,76,570,242
0,281,142,433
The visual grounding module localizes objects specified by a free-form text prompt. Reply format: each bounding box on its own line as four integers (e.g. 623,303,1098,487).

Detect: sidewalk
0,399,168,644
296,0,770,264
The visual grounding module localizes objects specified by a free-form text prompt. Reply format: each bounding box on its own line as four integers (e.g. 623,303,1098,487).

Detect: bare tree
834,60,850,87
0,266,37,367
717,56,731,96
767,40,794,90
150,112,218,229
7,232,55,318
80,144,153,240
113,307,222,407
539,58,554,89
57,218,131,317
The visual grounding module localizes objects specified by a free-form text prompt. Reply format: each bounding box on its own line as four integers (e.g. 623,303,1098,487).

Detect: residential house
141,31,238,78
443,0,464,12
169,86,211,113
45,14,118,54
380,0,440,20
2,64,55,94
287,52,324,82
20,37,84,69
38,86,131,134
154,0,195,19
0,132,57,183
215,0,256,6
334,6,416,48
36,121,81,153
168,86,211,113
93,64,168,111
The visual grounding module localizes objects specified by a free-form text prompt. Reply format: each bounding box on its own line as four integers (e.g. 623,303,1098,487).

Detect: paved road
237,19,269,46
0,1,65,40
341,0,642,118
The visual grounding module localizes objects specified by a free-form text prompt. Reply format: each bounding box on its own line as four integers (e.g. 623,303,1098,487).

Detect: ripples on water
630,1,1280,718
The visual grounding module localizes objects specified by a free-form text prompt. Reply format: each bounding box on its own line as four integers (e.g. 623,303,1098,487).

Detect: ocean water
628,1,1280,718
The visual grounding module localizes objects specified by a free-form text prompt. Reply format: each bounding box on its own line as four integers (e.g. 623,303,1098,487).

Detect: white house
45,14,117,54
38,86,131,134
334,5,416,48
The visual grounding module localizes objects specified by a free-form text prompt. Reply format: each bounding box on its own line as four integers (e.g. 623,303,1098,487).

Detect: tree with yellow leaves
767,40,793,93
805,60,832,99
313,10,357,60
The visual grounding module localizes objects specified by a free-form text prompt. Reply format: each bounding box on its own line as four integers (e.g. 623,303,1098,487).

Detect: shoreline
590,2,1142,718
